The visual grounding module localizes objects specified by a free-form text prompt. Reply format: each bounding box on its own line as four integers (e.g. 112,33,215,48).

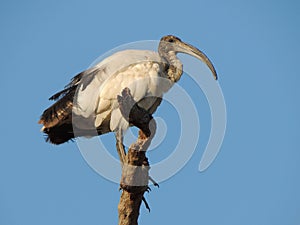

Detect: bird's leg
117,88,158,190
115,130,126,165
117,88,159,186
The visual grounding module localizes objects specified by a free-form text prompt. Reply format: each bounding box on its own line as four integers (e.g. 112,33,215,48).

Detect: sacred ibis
39,35,217,160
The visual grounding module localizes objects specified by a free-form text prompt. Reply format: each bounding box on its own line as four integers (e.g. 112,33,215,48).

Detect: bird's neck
163,51,183,82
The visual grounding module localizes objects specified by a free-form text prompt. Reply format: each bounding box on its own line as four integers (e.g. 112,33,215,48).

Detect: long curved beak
175,41,218,80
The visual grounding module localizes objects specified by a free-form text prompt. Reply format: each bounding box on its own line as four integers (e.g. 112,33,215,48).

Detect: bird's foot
149,176,159,188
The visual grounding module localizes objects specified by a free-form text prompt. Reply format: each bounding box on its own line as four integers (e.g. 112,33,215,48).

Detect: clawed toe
149,176,159,188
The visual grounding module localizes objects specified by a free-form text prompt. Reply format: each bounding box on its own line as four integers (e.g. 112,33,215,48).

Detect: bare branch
117,88,156,225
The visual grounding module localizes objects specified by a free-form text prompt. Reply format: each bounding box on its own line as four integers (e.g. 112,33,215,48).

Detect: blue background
0,0,299,224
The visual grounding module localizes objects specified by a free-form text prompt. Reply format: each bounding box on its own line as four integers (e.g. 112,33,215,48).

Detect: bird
38,35,217,161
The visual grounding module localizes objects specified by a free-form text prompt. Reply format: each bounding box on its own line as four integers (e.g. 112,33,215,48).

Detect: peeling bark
117,88,156,225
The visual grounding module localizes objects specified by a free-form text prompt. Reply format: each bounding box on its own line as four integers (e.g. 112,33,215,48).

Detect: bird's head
159,35,218,80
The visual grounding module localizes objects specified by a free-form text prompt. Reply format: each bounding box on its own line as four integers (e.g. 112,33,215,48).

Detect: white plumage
39,35,217,145
72,50,172,132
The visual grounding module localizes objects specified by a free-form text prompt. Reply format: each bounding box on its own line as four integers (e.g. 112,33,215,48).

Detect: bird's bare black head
158,35,218,80
160,35,182,43
159,35,182,54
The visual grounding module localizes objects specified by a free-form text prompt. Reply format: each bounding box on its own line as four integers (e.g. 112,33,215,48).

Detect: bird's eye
169,39,174,43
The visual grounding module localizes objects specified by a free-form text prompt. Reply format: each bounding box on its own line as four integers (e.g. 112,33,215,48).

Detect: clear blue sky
0,0,299,225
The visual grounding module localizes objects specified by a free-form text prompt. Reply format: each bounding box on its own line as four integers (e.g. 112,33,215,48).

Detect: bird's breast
95,61,171,131
73,49,173,133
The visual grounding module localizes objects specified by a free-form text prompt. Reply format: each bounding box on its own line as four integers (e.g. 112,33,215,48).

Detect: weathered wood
117,88,156,225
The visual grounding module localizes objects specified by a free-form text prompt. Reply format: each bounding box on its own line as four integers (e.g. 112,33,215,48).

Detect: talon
149,176,159,188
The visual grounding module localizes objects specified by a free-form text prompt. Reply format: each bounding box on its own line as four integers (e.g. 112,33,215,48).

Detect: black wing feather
39,67,107,144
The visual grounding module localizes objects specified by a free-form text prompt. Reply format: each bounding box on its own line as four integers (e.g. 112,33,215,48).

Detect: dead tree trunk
117,88,156,225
